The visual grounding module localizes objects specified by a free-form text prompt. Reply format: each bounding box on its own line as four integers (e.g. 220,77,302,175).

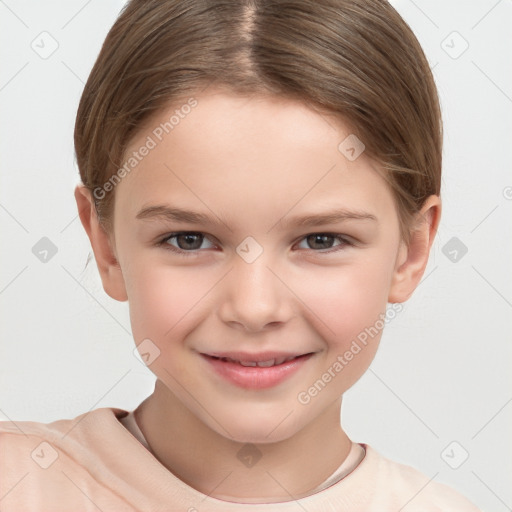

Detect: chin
211,411,302,446
226,429,294,446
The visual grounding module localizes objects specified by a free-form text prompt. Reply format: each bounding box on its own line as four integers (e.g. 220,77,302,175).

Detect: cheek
293,255,394,347
291,260,393,393
125,262,214,345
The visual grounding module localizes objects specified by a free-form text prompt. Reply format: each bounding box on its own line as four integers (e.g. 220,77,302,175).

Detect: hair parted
74,0,442,247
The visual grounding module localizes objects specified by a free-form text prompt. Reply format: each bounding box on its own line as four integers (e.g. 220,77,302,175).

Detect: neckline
119,407,368,505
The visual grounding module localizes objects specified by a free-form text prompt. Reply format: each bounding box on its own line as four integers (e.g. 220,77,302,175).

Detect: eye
296,233,353,252
158,232,216,255
156,231,354,257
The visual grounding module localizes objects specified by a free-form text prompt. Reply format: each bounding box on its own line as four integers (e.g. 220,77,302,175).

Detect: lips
200,351,315,389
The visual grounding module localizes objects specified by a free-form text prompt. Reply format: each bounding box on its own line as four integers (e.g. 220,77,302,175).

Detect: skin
75,89,441,502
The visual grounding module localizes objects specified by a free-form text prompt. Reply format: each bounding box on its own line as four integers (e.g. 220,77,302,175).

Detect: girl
0,0,482,510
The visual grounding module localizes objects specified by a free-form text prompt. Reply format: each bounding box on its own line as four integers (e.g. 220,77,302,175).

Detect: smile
200,352,315,389
208,355,301,367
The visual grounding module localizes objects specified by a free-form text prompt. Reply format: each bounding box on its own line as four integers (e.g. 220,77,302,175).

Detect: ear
388,195,441,303
74,184,128,302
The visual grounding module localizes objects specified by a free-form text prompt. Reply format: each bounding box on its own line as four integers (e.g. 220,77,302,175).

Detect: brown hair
74,0,442,247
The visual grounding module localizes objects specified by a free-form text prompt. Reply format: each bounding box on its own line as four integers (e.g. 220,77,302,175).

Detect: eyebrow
136,205,226,227
135,204,377,228
282,209,377,228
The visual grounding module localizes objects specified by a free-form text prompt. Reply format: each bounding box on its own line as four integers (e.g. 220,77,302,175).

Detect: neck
134,380,353,503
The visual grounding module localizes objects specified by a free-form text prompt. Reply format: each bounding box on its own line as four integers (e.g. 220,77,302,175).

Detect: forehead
114,90,397,230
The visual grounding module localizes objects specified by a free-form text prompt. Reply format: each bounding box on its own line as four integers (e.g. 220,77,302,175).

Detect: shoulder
0,407,136,511
360,444,481,511
0,406,129,456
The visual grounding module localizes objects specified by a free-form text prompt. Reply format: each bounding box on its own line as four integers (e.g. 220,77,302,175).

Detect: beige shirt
0,406,481,511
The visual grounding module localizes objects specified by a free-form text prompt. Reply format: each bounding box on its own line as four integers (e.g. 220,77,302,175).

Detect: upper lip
201,351,313,362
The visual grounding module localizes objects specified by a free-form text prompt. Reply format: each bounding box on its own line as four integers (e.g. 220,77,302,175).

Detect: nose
217,253,295,332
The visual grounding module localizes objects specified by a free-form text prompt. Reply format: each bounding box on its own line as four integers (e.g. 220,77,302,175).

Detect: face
109,89,407,443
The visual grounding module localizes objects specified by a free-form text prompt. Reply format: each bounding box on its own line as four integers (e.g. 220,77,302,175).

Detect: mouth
205,353,309,367
199,351,315,389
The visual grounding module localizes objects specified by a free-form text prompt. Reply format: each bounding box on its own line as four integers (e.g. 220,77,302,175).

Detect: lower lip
201,353,314,390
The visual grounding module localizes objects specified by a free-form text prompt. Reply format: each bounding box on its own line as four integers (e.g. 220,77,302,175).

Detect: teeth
256,359,275,367
213,355,302,367
239,360,257,367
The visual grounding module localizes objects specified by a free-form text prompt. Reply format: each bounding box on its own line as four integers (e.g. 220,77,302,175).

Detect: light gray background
0,1,511,510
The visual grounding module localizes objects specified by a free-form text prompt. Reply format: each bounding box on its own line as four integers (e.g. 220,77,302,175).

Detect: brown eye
159,232,215,253
174,233,204,250
306,234,336,250
296,233,353,252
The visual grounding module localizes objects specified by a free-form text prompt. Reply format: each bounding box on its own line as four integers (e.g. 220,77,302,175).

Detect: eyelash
156,231,354,257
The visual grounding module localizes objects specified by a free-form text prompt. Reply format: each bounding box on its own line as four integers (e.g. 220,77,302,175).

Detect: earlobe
74,184,128,302
387,195,441,303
